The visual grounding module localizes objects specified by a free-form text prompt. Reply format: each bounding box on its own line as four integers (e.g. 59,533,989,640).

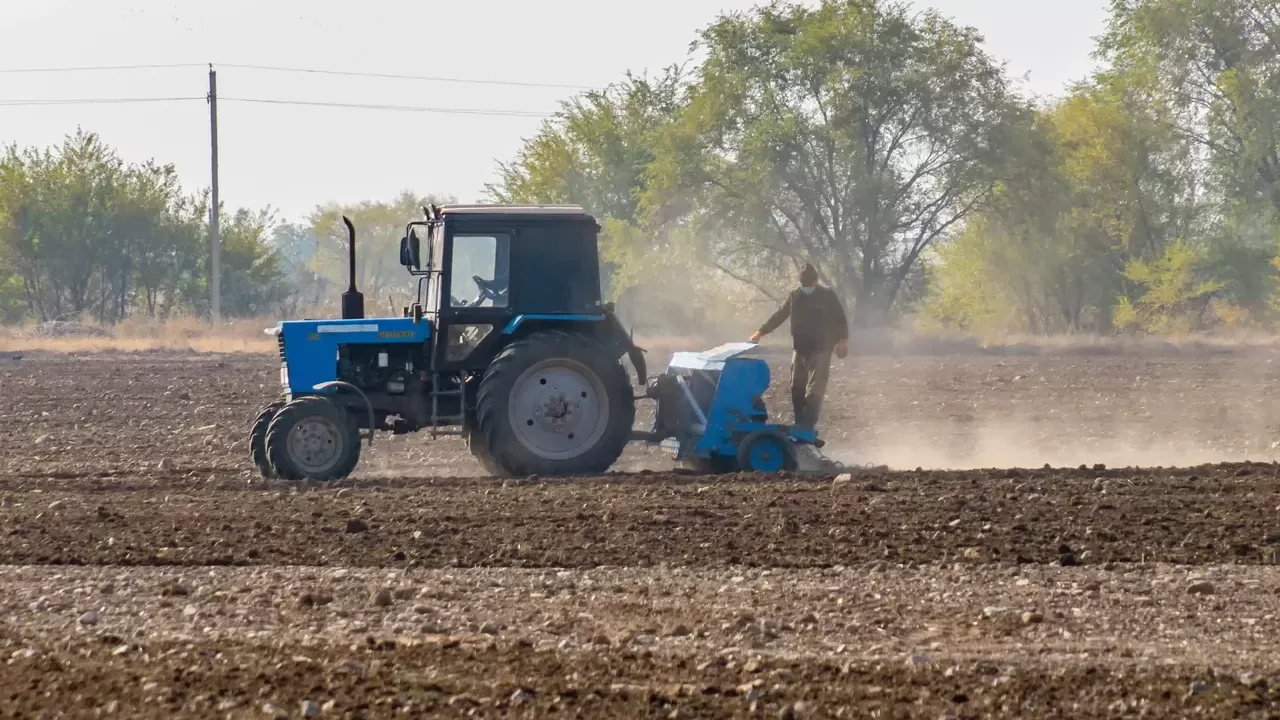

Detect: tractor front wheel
265,396,361,482
250,399,286,478
475,331,634,477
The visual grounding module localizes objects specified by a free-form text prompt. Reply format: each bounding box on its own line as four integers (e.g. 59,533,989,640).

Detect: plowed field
2,348,1280,718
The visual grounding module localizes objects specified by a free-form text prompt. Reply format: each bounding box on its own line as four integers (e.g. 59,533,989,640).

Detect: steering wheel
472,275,508,305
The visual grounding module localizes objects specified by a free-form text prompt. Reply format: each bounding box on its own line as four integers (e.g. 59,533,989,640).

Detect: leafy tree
1102,0,1280,213
308,192,453,314
646,0,1022,328
925,75,1196,333
1114,239,1223,333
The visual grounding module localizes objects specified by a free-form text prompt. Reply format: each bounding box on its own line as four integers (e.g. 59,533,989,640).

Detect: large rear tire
264,396,361,482
475,331,634,477
467,430,504,476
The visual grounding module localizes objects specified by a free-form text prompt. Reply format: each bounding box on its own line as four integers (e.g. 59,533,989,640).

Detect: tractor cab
399,204,607,373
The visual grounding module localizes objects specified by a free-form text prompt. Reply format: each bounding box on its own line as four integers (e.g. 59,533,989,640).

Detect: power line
0,63,204,74
0,95,555,118
215,63,598,90
0,97,205,106
222,97,552,117
0,61,598,90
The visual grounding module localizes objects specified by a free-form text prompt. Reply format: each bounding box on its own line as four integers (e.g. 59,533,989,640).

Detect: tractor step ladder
428,370,466,438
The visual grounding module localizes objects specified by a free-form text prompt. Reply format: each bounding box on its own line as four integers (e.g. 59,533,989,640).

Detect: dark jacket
758,286,849,354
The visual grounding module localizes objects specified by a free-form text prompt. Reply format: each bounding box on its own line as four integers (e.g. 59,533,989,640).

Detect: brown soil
2,349,1280,718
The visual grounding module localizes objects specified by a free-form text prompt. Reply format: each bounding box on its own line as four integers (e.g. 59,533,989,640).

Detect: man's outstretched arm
749,293,793,342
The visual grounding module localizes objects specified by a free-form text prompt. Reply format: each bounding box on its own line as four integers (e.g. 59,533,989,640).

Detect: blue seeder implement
637,342,842,473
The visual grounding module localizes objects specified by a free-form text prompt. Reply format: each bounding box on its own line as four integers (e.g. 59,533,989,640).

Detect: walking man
748,263,849,430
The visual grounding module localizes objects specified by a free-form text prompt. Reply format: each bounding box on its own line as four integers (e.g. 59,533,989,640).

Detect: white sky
0,0,1108,223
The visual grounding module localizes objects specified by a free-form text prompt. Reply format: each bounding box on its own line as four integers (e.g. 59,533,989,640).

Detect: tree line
0,129,449,325
3,0,1278,337
493,0,1280,335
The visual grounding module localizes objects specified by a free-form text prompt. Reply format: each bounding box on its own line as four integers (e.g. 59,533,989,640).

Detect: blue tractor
251,204,647,481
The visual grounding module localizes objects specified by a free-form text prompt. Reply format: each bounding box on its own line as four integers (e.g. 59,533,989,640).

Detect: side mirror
400,229,422,270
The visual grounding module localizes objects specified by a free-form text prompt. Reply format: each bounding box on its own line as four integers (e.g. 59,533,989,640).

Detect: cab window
449,233,510,308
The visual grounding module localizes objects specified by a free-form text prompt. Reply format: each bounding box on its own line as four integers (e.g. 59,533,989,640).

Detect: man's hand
835,339,849,359
748,331,762,343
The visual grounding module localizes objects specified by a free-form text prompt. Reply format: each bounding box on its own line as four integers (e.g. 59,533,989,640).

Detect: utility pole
208,64,221,324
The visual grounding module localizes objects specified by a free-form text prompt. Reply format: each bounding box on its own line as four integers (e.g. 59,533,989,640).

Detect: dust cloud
826,418,1280,471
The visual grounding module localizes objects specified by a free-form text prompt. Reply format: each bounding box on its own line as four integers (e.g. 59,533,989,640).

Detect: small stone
262,702,286,717
479,622,500,635
1187,581,1215,596
300,700,321,718
321,700,337,713
297,591,333,607
1188,680,1208,695
182,604,198,618
35,434,52,445
667,623,692,637
345,518,369,533
158,458,173,471
162,582,189,597
963,547,981,560
372,588,393,607
1020,611,1044,625
509,688,535,705
47,499,65,511
79,610,100,626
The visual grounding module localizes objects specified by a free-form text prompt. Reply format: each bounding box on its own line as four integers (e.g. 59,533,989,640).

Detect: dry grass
6,316,1280,358
0,316,276,354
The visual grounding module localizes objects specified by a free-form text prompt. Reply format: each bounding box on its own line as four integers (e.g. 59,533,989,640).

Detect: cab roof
440,204,588,216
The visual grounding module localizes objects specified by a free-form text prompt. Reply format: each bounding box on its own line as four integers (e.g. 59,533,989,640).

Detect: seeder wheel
737,429,798,472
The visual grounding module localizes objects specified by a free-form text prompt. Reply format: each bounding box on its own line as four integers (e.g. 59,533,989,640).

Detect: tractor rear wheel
466,430,504,476
265,395,361,482
475,331,634,477
250,399,286,478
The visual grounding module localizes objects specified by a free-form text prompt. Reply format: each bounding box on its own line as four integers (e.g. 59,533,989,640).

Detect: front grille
277,333,287,363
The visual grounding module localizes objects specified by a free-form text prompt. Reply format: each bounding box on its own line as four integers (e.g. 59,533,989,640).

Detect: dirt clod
1187,581,1215,596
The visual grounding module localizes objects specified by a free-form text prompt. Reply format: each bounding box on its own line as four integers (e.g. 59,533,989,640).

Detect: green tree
646,0,1021,328
308,192,453,314
1114,239,1223,333
925,74,1197,333
1102,0,1280,213
488,70,686,305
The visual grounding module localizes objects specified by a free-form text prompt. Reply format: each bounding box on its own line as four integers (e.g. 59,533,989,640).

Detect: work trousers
790,348,832,430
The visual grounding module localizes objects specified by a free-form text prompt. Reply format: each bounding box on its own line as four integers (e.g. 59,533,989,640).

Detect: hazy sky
1,1,1108,223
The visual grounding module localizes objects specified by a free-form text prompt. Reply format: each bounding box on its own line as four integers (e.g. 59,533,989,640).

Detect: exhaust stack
341,216,365,320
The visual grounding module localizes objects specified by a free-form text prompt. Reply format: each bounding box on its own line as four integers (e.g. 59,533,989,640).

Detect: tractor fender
311,380,376,446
